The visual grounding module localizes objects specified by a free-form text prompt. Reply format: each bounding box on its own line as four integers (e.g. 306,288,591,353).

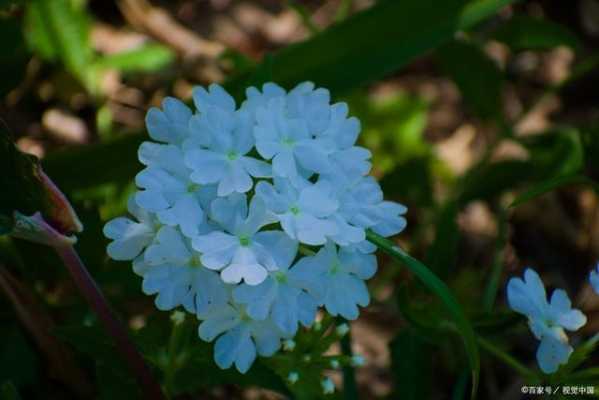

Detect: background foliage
1,0,599,399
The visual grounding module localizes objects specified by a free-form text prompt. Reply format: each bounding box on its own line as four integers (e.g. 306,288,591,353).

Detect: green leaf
0,381,21,400
366,231,480,397
42,134,145,192
492,15,580,52
509,174,599,208
437,40,503,119
226,0,519,97
24,0,96,91
94,44,175,73
390,329,432,400
425,201,460,278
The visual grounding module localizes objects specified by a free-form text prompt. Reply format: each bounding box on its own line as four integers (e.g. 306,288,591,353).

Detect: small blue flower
507,268,587,374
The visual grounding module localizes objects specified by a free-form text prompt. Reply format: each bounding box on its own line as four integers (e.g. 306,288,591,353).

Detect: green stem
366,231,480,397
338,318,358,400
482,206,508,311
477,336,538,381
164,314,186,398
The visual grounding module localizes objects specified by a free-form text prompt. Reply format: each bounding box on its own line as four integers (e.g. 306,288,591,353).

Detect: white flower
103,198,160,261
139,226,228,313
330,175,407,237
507,268,587,374
134,165,217,238
290,242,377,320
232,234,318,335
198,303,288,373
243,82,331,135
192,194,282,285
145,97,192,145
253,97,334,178
185,97,271,197
590,263,599,295
319,102,371,180
256,178,339,245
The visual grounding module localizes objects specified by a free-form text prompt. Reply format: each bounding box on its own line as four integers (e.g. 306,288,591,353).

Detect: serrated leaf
438,40,503,119
492,15,580,52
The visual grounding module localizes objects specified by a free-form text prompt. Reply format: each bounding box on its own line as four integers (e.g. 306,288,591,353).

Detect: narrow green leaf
366,231,480,397
390,329,432,400
24,0,96,91
226,0,519,96
438,40,503,119
492,15,580,52
509,175,599,208
94,44,175,73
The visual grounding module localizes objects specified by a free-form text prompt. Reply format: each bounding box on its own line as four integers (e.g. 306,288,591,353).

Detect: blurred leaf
24,0,96,91
426,201,459,278
458,159,532,204
438,40,503,119
390,329,432,400
0,327,38,387
226,0,518,97
459,129,584,204
0,381,21,400
55,325,142,398
366,231,480,396
94,44,174,73
0,0,21,12
509,174,599,208
43,134,144,192
521,128,584,178
492,15,580,52
0,19,28,97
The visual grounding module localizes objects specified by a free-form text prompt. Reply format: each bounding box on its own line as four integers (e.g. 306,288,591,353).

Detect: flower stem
54,244,166,400
477,336,538,381
339,319,358,400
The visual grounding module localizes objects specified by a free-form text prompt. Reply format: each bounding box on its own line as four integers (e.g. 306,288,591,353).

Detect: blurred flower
507,268,587,373
590,263,599,295
287,371,299,384
321,377,335,394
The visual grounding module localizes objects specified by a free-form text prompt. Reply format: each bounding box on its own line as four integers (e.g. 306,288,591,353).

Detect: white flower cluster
103,82,407,373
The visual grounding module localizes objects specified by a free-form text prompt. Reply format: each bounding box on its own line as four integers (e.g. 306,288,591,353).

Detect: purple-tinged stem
54,244,165,400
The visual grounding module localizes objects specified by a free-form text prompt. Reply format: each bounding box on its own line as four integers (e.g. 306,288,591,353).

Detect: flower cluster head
507,268,587,374
103,82,407,373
